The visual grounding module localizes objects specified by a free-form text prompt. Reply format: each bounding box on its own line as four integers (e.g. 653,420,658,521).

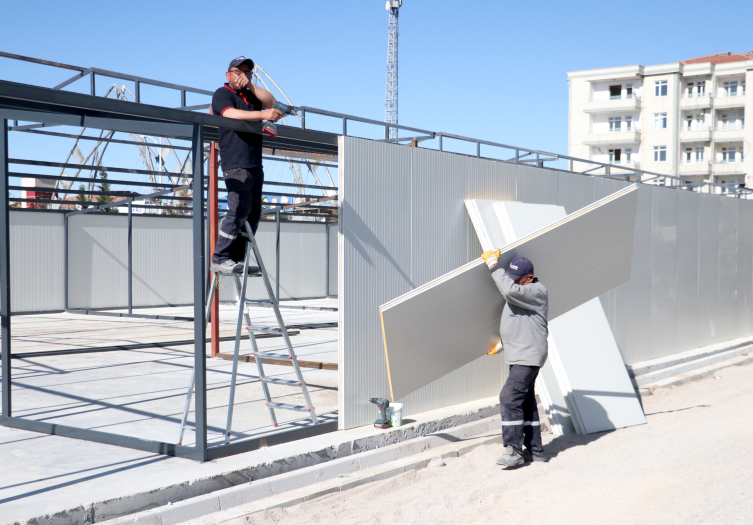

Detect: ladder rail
232,275,279,428
242,222,318,425
224,243,252,444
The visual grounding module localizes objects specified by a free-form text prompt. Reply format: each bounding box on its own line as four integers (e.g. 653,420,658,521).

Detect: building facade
568,52,752,193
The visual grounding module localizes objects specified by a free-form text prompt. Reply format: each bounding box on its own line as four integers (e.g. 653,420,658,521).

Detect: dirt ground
241,362,753,525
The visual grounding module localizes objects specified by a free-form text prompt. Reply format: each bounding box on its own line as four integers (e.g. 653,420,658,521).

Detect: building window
686,115,693,130
722,147,737,163
685,148,692,162
724,81,739,97
686,83,694,97
654,113,668,129
695,146,704,161
721,114,730,129
609,149,622,163
697,81,706,95
655,81,668,97
625,148,632,163
741,112,745,129
625,116,633,131
609,116,622,132
609,85,622,100
654,146,667,162
626,84,633,99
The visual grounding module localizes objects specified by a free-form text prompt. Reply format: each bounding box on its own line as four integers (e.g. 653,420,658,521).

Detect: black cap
507,256,534,280
228,56,254,70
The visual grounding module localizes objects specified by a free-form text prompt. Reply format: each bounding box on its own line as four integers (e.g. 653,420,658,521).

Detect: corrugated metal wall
339,136,753,429
9,211,65,313
9,212,331,312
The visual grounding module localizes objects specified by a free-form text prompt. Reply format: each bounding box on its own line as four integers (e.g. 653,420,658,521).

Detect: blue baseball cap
228,56,254,70
507,256,534,279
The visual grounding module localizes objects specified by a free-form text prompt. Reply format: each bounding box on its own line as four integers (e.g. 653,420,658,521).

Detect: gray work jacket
490,267,549,367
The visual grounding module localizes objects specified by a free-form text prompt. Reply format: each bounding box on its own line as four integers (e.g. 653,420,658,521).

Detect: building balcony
714,126,745,143
680,94,713,110
584,97,641,114
714,95,746,109
679,128,711,143
583,131,641,145
713,162,746,176
679,160,711,176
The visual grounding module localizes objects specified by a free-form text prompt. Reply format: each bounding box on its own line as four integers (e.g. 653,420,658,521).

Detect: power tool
369,397,390,429
261,101,299,138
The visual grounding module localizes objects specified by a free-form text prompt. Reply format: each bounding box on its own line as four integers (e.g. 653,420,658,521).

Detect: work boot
522,448,548,463
210,259,242,274
495,446,524,468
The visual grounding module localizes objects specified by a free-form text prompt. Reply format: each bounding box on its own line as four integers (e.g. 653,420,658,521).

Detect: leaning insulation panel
380,185,639,401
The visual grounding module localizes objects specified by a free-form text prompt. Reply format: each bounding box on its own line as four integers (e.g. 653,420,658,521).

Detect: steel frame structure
0,81,338,461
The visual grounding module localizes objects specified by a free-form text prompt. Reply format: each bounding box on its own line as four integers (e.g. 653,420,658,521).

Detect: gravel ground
241,362,753,525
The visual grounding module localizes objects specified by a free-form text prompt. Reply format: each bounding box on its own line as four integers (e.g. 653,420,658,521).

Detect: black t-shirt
211,84,263,170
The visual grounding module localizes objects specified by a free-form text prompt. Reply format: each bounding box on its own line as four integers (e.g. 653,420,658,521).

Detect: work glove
481,249,500,270
487,341,504,355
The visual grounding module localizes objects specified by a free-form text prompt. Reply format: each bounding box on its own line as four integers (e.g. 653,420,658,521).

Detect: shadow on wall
341,200,414,288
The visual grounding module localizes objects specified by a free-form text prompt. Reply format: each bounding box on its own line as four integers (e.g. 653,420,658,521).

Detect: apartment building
568,52,753,193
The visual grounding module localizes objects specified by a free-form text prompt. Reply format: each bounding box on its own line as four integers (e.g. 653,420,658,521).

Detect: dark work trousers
212,168,264,264
499,364,544,456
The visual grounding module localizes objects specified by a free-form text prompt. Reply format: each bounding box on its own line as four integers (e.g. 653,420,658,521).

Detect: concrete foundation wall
8,211,333,313
339,136,753,429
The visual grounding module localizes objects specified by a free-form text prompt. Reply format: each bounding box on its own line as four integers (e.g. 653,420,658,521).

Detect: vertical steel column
135,81,140,103
181,90,187,108
209,130,220,358
300,108,306,130
439,135,443,151
191,124,207,461
342,118,347,136
275,208,281,301
90,72,95,96
1,120,10,417
127,203,133,315
476,142,481,157
63,214,68,310
325,223,330,298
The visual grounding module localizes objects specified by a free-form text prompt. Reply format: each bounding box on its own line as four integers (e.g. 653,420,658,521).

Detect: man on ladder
210,55,287,274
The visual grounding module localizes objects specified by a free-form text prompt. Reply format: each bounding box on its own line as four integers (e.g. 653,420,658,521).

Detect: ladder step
266,402,311,412
254,352,292,359
245,326,286,334
261,377,302,386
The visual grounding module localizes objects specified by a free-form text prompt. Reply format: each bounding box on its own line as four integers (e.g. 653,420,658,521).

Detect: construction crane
385,0,401,139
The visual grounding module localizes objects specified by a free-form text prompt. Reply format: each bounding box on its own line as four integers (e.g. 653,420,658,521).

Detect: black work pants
212,168,264,264
499,364,543,456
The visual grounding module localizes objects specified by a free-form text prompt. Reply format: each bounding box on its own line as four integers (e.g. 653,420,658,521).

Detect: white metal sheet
380,185,639,400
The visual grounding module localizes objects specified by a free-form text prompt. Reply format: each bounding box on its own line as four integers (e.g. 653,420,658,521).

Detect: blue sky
2,0,753,194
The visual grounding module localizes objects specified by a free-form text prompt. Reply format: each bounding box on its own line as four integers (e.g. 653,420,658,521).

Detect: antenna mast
385,0,402,139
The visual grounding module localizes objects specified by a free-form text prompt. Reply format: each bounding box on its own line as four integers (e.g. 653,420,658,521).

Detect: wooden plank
380,185,639,400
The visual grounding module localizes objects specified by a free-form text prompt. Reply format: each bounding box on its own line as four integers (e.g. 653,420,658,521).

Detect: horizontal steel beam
0,416,201,459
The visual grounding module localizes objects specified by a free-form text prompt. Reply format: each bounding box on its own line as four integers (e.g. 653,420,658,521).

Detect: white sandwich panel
380,185,639,401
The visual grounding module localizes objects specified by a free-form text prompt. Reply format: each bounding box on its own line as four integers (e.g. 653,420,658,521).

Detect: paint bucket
388,403,403,427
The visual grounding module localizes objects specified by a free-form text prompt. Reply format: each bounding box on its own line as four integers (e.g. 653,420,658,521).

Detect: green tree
96,171,117,212
76,184,89,210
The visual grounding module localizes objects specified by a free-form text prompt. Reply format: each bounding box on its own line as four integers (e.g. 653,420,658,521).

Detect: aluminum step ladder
177,220,318,445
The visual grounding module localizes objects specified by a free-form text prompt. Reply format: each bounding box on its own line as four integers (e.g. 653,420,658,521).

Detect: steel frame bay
0,93,337,461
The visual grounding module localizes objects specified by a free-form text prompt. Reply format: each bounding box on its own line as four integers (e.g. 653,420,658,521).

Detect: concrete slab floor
0,395,499,525
6,300,338,355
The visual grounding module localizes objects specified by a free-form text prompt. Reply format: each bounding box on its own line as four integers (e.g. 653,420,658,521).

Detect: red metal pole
209,111,220,358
